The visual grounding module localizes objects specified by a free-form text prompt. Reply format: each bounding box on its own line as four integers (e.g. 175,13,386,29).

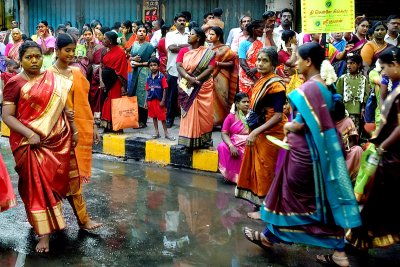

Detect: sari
332,39,347,77
36,36,56,70
101,45,128,130
178,46,216,148
3,71,79,235
0,153,16,212
128,41,154,125
157,37,167,75
211,44,238,126
5,40,23,63
88,45,104,118
346,85,400,250
348,34,368,54
260,80,361,250
361,41,392,68
238,40,263,98
235,73,287,206
217,113,249,183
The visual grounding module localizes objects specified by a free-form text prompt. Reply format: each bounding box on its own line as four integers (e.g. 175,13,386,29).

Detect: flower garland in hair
343,73,366,105
320,60,338,86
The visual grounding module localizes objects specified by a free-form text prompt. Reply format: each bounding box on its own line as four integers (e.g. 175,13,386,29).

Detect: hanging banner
301,0,355,33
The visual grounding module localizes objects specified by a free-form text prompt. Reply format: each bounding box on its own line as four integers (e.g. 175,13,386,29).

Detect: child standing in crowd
145,57,175,141
336,53,369,135
0,59,19,110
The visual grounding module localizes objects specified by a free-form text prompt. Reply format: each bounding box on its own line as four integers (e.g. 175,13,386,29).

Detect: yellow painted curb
192,149,218,172
1,121,10,137
103,134,127,157
145,140,171,165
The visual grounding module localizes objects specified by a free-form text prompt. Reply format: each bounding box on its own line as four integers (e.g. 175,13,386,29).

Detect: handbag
111,96,139,131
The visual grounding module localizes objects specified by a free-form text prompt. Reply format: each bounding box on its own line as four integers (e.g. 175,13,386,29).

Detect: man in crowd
273,8,297,46
165,13,190,128
385,14,400,46
230,15,252,53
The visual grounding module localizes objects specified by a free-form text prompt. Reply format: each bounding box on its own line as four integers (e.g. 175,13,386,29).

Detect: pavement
1,117,223,173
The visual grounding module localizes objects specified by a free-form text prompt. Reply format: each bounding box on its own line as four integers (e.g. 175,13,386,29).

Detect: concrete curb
1,122,219,173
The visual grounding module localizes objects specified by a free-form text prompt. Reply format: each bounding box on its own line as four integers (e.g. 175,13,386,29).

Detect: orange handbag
111,96,139,130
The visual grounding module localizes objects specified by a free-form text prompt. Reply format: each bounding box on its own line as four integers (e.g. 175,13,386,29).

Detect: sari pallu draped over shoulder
7,71,78,235
178,47,216,117
211,44,239,126
262,81,361,231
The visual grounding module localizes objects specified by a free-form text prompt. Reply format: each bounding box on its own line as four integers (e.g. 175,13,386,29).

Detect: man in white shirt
273,8,298,47
165,13,190,128
230,16,252,53
385,14,400,46
150,19,164,48
226,15,251,47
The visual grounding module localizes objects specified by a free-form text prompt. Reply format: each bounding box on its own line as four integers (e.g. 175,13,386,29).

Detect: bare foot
316,252,349,267
247,211,261,220
80,220,103,231
36,234,50,253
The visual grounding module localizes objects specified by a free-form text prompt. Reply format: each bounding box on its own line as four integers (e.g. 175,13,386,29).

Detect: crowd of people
0,6,399,266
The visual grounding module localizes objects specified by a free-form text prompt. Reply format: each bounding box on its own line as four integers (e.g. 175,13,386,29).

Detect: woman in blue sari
243,43,361,267
128,25,155,128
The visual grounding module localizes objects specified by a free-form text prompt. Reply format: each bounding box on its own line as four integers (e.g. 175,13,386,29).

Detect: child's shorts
148,99,166,121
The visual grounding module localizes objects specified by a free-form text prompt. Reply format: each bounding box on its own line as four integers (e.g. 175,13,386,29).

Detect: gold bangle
73,131,79,136
27,132,35,139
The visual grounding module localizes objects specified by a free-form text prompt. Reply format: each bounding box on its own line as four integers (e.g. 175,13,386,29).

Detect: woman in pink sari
0,154,16,212
217,93,250,183
238,20,264,98
5,28,24,64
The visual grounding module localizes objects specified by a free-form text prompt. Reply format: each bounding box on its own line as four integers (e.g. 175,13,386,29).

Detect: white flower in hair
374,61,382,72
320,60,337,86
230,103,236,114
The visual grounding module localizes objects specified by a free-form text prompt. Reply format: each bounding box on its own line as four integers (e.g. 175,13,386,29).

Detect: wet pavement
1,138,400,267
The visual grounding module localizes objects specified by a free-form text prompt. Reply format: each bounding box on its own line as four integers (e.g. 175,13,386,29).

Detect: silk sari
178,46,216,148
361,41,392,68
0,153,16,212
5,41,23,63
211,44,238,126
217,113,249,183
238,40,263,98
260,80,361,250
235,73,287,206
4,71,79,235
88,45,104,117
346,85,400,250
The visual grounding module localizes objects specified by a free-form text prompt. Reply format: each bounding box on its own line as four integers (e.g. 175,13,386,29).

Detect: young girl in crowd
336,53,369,135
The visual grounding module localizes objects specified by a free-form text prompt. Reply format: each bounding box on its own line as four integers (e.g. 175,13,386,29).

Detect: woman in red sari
208,26,239,126
2,41,79,253
100,31,128,132
238,20,264,98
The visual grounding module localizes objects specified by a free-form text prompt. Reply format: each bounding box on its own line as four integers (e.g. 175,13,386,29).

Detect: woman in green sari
128,25,155,128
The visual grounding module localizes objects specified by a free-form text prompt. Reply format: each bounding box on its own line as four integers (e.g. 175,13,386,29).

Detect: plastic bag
111,96,139,131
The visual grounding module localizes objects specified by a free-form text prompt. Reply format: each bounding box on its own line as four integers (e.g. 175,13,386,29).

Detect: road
0,138,399,267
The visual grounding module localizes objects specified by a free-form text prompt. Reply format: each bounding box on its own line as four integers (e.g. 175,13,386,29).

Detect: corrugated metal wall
27,0,140,36
163,0,265,37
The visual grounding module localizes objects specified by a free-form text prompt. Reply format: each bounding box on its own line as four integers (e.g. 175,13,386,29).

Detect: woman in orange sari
50,33,102,231
208,26,238,126
238,20,264,98
2,41,79,253
177,28,216,148
235,48,287,219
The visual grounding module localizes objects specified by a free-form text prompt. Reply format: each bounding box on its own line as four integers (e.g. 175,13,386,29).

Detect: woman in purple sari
243,43,361,267
217,93,250,183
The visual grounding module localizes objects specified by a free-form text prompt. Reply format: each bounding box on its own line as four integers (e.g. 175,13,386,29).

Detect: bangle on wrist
73,131,79,136
228,144,234,148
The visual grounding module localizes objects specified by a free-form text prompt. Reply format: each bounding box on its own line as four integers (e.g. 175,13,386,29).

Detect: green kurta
336,73,370,115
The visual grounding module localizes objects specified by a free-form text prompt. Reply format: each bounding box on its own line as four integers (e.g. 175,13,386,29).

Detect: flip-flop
316,254,349,267
165,135,176,141
152,134,161,139
243,227,272,250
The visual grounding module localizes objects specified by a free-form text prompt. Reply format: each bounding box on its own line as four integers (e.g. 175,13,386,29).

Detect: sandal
247,211,261,220
316,254,349,267
243,227,273,250
152,134,161,139
165,135,176,141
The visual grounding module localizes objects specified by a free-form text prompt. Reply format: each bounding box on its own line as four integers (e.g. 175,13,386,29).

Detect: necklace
22,71,33,81
309,73,320,81
53,64,71,78
373,39,385,48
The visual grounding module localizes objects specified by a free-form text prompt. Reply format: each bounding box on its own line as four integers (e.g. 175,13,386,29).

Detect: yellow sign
301,0,355,33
